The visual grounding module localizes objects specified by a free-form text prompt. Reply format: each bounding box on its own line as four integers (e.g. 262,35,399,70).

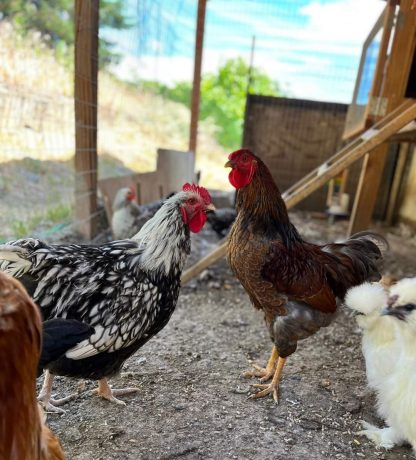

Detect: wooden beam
365,0,397,122
385,142,411,224
189,0,207,155
74,0,99,239
343,2,396,140
181,100,416,284
348,0,416,234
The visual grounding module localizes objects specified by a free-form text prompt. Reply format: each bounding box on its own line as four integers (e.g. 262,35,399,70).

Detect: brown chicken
225,149,387,402
0,271,65,460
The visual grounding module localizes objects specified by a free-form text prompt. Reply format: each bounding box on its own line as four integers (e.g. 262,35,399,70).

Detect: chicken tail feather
349,231,389,253
322,231,387,299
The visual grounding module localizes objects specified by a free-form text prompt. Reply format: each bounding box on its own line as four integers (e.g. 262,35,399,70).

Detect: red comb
182,183,212,205
228,149,253,160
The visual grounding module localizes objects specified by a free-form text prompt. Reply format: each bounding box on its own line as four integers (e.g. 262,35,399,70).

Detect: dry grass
0,21,231,190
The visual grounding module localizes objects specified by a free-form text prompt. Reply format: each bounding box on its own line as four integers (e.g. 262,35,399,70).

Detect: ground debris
39,212,416,460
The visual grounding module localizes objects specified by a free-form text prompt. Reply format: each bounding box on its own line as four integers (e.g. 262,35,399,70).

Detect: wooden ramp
182,99,416,285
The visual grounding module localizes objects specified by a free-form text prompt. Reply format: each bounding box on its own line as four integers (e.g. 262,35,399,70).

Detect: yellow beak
206,203,216,212
224,160,234,168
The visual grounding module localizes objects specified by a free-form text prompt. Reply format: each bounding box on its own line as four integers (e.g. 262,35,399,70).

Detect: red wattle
229,167,253,189
189,211,207,233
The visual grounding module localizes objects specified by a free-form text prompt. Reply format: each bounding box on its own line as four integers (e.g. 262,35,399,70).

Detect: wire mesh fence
0,0,384,242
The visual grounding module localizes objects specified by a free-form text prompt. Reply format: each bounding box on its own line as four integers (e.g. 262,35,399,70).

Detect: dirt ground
40,212,416,460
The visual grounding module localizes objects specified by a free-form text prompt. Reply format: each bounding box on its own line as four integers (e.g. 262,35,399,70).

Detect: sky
105,0,385,104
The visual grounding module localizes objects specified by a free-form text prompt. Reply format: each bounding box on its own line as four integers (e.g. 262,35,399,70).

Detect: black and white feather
0,191,195,380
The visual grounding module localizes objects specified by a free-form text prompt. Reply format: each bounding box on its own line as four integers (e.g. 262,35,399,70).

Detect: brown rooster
0,271,64,459
225,149,387,402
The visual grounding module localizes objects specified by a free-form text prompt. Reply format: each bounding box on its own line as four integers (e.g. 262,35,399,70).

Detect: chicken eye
404,304,416,312
188,198,197,205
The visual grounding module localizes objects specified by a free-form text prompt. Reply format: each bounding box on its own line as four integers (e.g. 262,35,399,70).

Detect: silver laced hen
0,184,214,412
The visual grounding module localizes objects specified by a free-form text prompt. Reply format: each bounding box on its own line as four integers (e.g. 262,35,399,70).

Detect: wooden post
385,142,411,224
189,0,207,155
348,0,416,235
74,0,99,239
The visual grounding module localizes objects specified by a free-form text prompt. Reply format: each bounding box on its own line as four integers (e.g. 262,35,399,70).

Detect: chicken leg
38,370,79,414
244,346,279,382
249,357,286,403
91,378,140,406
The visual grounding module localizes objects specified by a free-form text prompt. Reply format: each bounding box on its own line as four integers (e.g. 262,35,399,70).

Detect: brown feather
227,151,385,357
0,272,65,460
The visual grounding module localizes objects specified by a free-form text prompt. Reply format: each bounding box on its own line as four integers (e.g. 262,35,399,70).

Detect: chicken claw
244,346,278,382
38,370,79,414
92,378,140,405
249,383,279,402
249,357,286,403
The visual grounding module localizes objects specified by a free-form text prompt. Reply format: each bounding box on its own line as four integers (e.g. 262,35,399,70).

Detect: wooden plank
343,5,390,139
189,0,207,155
283,99,413,198
365,0,397,122
181,238,227,285
74,0,99,239
283,103,416,208
156,149,196,195
181,100,416,284
385,142,411,224
348,0,416,234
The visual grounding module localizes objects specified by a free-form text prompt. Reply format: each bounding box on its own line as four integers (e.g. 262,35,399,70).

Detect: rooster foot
39,401,67,414
243,363,275,382
39,392,80,414
244,346,279,382
249,383,279,403
92,378,140,406
38,370,80,414
248,356,286,404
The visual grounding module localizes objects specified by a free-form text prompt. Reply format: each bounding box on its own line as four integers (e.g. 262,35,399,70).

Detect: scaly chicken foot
249,357,286,403
244,346,278,382
92,378,140,406
38,370,79,414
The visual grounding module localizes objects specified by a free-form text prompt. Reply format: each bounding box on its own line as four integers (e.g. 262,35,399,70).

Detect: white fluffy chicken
345,282,395,391
346,277,416,452
0,184,214,413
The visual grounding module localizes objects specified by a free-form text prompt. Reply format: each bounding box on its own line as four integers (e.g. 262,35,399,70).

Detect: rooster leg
249,357,286,403
243,346,278,381
38,370,78,413
92,378,140,406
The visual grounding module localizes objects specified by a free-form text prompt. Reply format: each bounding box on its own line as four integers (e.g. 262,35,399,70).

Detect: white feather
0,250,32,277
390,277,416,305
344,282,387,315
358,277,416,454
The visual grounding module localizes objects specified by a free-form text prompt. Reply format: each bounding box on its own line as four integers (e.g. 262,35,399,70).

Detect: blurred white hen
111,187,166,240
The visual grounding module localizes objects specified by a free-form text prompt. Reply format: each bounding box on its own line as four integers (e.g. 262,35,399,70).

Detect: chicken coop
243,96,354,211
1,0,416,459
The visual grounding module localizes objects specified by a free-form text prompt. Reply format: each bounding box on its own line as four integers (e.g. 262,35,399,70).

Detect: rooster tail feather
323,231,387,299
349,231,389,253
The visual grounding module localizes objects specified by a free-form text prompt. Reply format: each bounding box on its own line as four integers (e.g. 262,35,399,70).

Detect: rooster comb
228,149,255,160
182,183,212,205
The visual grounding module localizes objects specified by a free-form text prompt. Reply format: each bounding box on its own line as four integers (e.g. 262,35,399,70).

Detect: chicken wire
0,0,384,242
